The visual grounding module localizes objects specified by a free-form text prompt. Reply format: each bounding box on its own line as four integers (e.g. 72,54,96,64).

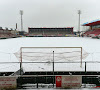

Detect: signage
56,76,82,89
56,76,62,87
0,76,17,89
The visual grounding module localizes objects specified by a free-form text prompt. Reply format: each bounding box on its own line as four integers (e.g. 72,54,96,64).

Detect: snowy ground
0,37,100,72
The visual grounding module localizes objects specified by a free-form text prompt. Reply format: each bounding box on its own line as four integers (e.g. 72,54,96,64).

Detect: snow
0,37,100,72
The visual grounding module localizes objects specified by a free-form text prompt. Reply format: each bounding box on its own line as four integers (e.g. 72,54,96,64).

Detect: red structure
83,20,100,26
83,20,100,38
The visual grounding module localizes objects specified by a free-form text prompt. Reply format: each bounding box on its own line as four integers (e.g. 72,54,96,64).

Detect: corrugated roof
82,19,100,26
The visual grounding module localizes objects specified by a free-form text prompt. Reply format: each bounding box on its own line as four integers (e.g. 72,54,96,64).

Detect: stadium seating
28,28,74,37
84,29,100,38
0,33,18,39
44,30,58,36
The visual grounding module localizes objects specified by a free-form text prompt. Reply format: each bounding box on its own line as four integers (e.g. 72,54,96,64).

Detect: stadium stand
83,20,100,38
27,27,74,37
0,28,19,39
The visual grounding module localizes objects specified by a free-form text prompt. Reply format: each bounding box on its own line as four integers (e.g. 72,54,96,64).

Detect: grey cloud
0,0,100,31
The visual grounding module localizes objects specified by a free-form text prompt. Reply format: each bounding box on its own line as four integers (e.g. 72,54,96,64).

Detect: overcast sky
0,0,100,32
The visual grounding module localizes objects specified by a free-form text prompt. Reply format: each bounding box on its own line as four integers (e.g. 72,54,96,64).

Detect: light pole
78,10,81,37
20,10,23,31
53,51,54,88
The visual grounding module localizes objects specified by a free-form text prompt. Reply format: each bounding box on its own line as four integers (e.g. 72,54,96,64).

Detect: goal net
14,47,88,63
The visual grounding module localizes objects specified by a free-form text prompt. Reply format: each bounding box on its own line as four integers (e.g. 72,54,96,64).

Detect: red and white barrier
56,76,82,88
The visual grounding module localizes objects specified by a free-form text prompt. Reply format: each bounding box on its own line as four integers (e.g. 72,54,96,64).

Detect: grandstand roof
82,20,100,26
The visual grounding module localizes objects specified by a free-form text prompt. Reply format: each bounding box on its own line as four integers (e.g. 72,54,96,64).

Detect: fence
0,61,100,74
0,61,100,88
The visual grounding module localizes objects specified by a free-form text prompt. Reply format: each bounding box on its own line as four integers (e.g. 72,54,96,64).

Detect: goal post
18,47,86,70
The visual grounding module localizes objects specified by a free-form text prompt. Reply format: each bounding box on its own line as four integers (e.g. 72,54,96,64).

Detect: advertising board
56,76,82,88
0,76,17,89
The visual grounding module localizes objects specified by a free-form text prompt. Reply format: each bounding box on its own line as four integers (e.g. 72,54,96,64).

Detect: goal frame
20,47,82,69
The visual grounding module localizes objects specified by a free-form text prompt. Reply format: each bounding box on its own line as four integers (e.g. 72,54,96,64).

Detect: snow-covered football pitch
0,37,100,72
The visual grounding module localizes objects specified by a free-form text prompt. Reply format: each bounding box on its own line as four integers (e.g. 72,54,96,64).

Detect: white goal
14,47,88,68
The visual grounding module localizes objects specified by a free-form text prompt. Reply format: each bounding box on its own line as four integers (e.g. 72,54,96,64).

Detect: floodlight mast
78,10,81,37
20,10,23,31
